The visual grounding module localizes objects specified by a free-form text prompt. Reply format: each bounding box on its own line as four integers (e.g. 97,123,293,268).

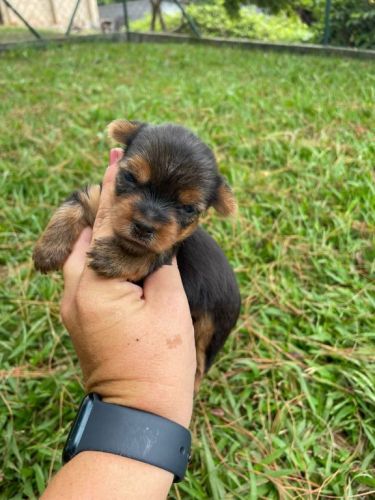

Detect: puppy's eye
182,204,195,215
123,171,137,184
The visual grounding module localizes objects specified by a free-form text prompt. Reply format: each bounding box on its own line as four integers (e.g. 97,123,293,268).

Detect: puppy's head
108,119,236,255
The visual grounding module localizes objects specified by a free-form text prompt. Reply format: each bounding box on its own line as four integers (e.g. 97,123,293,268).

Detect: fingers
143,257,189,310
110,148,122,166
92,148,123,240
83,148,124,282
62,227,93,303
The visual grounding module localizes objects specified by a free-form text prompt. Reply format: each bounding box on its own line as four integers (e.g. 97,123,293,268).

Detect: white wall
0,0,100,31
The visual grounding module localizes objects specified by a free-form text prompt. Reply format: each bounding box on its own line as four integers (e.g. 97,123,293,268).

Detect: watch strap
63,394,191,482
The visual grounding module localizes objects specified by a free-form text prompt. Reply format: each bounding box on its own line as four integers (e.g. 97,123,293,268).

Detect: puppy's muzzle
132,219,155,240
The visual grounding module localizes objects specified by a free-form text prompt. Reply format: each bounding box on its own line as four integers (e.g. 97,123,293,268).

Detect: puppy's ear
107,119,144,146
212,176,237,216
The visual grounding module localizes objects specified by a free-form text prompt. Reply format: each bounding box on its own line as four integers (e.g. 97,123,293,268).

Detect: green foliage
251,0,375,48
131,14,181,33
187,0,375,47
249,0,315,15
223,0,241,18
1,41,375,498
131,1,314,43
208,0,317,20
323,0,375,48
186,2,313,42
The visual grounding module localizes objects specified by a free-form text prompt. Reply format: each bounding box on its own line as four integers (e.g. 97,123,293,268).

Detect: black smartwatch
62,393,191,482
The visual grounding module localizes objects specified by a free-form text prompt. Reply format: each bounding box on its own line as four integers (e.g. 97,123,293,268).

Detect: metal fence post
66,0,82,36
173,0,200,38
122,0,129,37
323,0,332,45
1,0,43,40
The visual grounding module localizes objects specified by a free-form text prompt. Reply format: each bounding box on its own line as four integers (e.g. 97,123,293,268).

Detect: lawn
0,41,374,498
0,26,64,44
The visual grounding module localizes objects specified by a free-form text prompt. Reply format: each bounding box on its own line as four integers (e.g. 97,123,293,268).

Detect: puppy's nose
132,220,155,239
137,201,168,224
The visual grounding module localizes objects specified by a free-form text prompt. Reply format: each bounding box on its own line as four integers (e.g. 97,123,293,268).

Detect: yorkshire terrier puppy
33,120,241,390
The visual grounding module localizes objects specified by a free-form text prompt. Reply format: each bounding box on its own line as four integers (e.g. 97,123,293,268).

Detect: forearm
42,451,173,500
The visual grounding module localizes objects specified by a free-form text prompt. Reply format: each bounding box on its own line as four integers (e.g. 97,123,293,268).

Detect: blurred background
1,0,375,49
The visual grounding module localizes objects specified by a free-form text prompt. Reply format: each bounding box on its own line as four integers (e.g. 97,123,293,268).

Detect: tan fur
193,313,215,393
33,204,86,272
179,187,203,205
80,185,101,225
213,183,237,216
152,219,179,253
108,119,140,145
112,196,182,254
33,185,101,272
177,219,199,244
111,194,142,237
127,155,151,184
88,236,155,282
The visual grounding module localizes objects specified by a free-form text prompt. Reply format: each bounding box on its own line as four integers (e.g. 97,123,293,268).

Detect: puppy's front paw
33,240,71,273
87,237,124,278
87,237,155,282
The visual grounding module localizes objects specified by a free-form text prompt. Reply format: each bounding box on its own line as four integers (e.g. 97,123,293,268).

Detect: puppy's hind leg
33,185,101,273
193,312,215,394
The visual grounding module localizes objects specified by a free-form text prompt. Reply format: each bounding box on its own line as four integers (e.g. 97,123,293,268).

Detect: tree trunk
157,3,166,31
150,0,164,31
150,0,157,31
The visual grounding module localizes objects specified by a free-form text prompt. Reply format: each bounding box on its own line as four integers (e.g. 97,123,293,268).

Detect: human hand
60,149,196,427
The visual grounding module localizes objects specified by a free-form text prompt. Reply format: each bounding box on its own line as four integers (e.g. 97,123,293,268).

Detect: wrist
63,393,192,484
91,381,194,428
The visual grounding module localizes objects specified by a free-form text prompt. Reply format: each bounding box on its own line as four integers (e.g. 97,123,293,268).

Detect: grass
0,26,65,43
0,41,374,499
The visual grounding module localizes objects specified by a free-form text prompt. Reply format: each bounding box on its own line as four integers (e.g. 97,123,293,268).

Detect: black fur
34,121,241,381
116,124,219,210
177,227,241,370
65,190,82,205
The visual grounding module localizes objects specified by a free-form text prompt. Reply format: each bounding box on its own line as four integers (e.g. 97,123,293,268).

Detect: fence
0,0,199,44
0,0,374,52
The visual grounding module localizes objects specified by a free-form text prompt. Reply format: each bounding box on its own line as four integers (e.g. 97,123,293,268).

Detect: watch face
62,393,96,463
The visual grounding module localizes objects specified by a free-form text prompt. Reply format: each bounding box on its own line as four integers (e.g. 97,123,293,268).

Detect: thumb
109,148,122,166
62,227,93,306
92,148,123,240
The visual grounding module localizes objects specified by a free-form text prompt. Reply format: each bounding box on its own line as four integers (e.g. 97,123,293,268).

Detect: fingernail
109,149,118,166
109,148,123,166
